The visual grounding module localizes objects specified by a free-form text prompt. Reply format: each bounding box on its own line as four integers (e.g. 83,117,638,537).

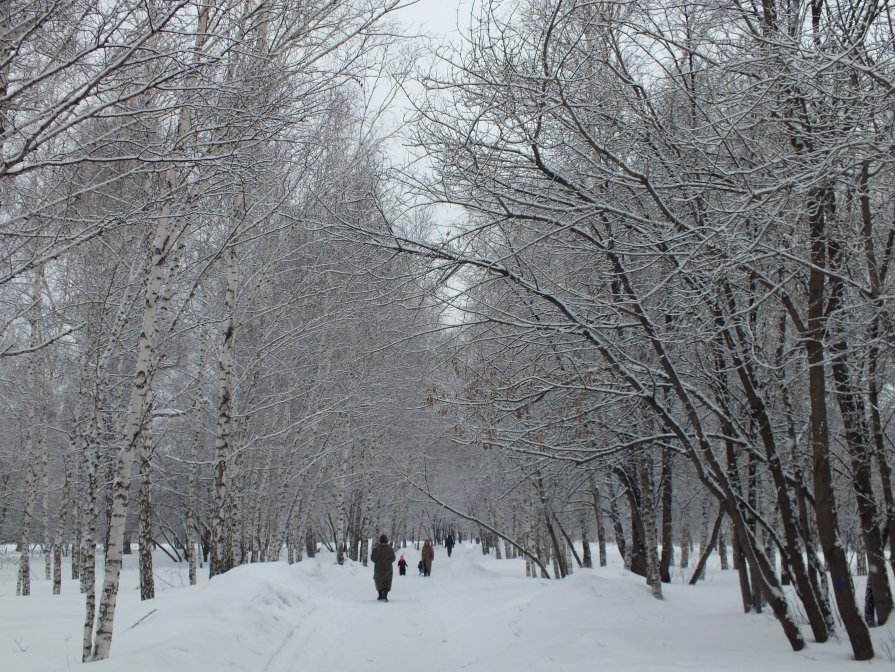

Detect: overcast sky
394,0,470,44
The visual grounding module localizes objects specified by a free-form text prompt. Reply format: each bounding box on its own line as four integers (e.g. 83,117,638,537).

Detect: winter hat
379,534,388,543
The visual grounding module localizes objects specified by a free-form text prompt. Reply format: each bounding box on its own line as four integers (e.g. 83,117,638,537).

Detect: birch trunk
0,475,8,548
41,407,50,582
186,327,207,586
589,475,608,567
52,457,72,595
227,355,266,567
525,507,537,578
580,515,592,568
271,455,293,563
186,496,198,585
89,220,183,661
718,526,729,570
136,196,190,595
80,418,99,662
18,267,43,597
248,446,273,562
138,421,155,600
360,484,374,568
638,455,663,599
493,508,503,560
71,500,80,582
17,460,36,596
334,413,351,565
296,455,328,563
680,526,690,568
210,246,239,578
79,254,141,657
88,0,212,651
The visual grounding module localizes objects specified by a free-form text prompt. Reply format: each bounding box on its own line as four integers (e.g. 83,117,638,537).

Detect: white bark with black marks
210,246,240,578
90,219,183,661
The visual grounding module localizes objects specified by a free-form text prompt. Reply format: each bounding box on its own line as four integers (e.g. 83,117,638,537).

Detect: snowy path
1,543,888,671
277,545,543,671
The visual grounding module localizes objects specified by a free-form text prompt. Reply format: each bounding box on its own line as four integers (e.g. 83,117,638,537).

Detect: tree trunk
859,159,895,586
580,515,592,568
535,471,566,578
334,413,351,566
639,455,663,599
659,449,673,583
606,479,626,563
138,422,155,600
52,457,72,595
211,246,239,578
18,268,43,597
680,526,690,569
90,218,184,661
794,465,836,634
689,507,722,586
718,526,729,570
80,418,100,662
0,475,9,550
828,313,893,624
616,465,647,577
806,191,873,660
731,529,752,612
589,475,608,567
17,460,36,596
716,294,832,639
41,412,50,582
186,363,203,585
553,513,583,569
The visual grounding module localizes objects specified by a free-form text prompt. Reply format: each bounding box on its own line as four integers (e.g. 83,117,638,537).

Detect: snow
1,544,892,670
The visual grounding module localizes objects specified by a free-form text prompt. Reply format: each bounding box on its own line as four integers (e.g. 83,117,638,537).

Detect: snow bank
0,544,891,671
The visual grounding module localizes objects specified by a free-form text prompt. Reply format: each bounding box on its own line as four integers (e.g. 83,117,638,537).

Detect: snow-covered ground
0,543,892,671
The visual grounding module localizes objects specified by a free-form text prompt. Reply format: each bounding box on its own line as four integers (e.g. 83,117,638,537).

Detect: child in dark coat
398,555,408,576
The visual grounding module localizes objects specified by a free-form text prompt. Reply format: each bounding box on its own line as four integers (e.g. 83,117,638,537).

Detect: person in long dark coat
421,538,434,576
370,534,396,601
445,534,455,558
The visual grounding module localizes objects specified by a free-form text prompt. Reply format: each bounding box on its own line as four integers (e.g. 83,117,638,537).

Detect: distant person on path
398,554,407,576
421,538,435,576
445,534,455,558
371,534,396,601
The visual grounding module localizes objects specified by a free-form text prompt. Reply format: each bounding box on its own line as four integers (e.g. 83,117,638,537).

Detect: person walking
445,534,455,558
398,554,408,576
371,534,396,601
421,538,435,577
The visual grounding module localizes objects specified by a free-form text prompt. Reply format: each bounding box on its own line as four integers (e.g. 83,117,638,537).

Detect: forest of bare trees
1,0,894,664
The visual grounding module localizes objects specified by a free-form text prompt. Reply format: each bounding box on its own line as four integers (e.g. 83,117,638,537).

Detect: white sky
394,0,470,44
362,0,471,145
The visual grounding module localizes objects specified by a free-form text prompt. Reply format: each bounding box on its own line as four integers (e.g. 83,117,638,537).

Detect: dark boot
377,589,384,600
383,590,389,602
